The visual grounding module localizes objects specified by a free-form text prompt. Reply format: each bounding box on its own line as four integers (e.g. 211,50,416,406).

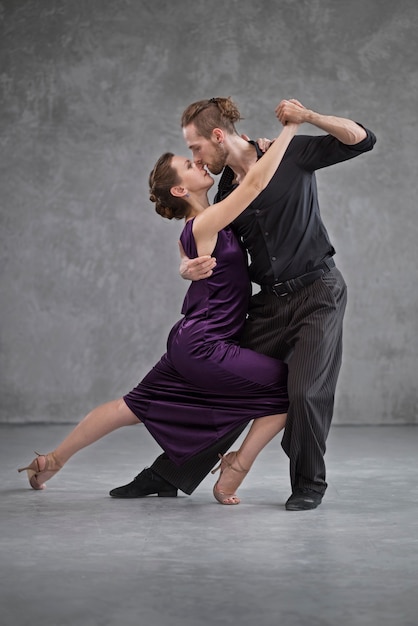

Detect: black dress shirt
214,128,376,286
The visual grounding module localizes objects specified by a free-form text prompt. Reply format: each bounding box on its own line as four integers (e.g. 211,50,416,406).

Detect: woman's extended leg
18,398,139,490
212,412,287,504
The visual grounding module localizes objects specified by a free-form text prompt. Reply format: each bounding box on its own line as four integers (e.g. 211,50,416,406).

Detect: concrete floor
1,423,417,626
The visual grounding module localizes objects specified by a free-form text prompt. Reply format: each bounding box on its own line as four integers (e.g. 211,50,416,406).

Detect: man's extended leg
281,269,347,509
239,268,347,510
109,422,248,498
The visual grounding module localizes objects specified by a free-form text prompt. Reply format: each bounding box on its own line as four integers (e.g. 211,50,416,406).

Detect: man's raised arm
276,99,367,145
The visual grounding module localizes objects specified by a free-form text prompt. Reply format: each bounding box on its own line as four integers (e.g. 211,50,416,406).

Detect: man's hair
181,97,243,138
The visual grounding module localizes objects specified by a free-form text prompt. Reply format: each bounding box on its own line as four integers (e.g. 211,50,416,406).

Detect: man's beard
207,142,227,175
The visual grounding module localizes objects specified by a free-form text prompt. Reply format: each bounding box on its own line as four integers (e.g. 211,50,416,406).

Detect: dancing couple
19,96,376,509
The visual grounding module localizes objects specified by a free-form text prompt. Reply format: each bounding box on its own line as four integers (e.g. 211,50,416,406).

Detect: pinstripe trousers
151,267,347,495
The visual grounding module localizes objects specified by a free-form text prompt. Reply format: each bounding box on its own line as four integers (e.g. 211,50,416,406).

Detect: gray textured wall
1,0,417,424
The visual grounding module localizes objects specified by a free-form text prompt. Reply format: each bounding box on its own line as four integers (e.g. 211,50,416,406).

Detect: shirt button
264,231,269,237
271,256,276,261
255,209,260,215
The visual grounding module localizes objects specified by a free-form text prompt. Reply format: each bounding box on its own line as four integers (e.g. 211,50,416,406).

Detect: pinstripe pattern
241,268,347,494
152,268,346,495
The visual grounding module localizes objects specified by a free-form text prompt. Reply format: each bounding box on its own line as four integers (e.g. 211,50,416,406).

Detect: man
110,97,376,509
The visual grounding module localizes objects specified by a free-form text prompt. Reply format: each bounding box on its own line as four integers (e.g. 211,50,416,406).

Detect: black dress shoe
109,468,178,498
285,488,323,511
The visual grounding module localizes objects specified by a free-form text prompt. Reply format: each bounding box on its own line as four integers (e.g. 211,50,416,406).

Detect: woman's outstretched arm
192,121,298,255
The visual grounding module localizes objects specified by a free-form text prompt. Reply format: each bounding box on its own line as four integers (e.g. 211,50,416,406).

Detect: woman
18,110,298,505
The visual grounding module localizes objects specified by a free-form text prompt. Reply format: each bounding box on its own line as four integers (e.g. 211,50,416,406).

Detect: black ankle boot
109,467,178,498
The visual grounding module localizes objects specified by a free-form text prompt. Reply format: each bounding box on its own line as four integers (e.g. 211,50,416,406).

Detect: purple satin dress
124,220,288,465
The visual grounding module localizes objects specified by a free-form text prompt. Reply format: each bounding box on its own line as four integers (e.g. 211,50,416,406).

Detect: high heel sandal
211,451,249,505
18,452,62,490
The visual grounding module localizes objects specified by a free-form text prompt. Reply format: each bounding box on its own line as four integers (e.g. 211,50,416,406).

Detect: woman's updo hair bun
148,153,189,221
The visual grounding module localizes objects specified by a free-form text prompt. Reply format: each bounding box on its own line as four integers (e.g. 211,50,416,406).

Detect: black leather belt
267,257,335,297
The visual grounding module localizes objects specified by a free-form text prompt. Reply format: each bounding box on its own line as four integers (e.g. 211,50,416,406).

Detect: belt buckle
272,282,289,297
